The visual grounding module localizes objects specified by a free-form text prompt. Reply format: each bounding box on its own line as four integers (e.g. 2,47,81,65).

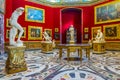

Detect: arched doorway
61,8,82,44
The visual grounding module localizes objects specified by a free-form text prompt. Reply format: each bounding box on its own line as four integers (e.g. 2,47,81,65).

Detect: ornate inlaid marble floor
0,49,120,80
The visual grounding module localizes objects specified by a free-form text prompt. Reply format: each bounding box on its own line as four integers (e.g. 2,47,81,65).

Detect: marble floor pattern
0,49,120,80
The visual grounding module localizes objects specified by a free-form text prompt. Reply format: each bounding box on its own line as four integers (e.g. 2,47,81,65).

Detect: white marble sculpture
42,31,52,43
69,25,75,42
9,7,24,47
94,29,105,43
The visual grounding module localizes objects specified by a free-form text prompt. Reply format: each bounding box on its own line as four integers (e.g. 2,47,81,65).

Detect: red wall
5,0,54,42
91,0,120,41
5,0,119,43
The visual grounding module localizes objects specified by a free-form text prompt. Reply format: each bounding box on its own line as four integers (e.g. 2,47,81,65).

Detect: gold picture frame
84,27,89,32
55,28,59,32
25,5,45,23
6,27,26,38
91,26,101,39
44,29,52,37
6,18,10,27
94,1,120,24
28,26,42,40
103,24,120,39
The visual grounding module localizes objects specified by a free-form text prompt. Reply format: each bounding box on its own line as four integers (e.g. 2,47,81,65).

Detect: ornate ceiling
26,0,108,7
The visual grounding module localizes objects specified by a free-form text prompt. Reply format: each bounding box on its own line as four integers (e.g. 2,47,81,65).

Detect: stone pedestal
5,46,27,74
41,41,53,53
69,40,75,44
93,42,106,53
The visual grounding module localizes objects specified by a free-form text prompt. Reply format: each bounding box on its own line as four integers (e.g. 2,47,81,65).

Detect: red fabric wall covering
91,0,120,41
5,0,54,42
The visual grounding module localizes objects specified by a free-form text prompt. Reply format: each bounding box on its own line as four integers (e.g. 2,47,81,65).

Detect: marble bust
94,29,105,43
9,7,24,47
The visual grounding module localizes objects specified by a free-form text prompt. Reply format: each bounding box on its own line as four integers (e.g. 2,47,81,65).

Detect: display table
5,46,27,74
93,42,106,53
57,44,90,61
41,41,53,53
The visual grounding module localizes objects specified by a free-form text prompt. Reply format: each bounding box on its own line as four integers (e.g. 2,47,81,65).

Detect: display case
0,13,4,55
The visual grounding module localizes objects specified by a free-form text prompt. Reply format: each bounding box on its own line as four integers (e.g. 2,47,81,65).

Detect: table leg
86,48,90,60
67,48,70,61
59,48,62,59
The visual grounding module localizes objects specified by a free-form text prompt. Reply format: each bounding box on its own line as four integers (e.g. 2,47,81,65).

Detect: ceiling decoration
26,0,108,7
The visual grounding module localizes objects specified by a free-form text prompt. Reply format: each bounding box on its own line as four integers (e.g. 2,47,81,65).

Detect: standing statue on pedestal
69,25,75,43
9,7,24,46
94,29,105,43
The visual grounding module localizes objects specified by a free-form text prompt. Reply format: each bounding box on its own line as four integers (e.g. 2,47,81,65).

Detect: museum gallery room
0,0,120,80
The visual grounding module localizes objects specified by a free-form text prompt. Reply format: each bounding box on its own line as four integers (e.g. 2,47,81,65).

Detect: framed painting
6,28,26,39
91,26,101,39
25,5,45,23
103,24,120,39
54,32,60,39
16,27,26,38
84,27,89,32
83,33,89,40
44,29,52,37
95,1,120,24
6,30,10,38
28,26,42,40
55,28,59,32
6,18,11,27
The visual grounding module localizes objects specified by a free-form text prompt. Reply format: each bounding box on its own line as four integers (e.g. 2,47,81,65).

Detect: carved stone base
5,46,27,74
93,42,106,53
69,40,75,44
41,41,53,53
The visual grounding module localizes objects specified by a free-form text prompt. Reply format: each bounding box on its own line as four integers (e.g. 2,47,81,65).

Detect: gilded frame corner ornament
103,24,120,39
28,26,42,40
44,29,52,37
91,26,101,39
25,5,45,23
94,1,120,24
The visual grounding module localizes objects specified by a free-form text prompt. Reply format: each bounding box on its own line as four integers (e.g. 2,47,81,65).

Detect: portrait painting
103,24,120,39
84,27,89,32
44,29,52,37
83,33,89,40
95,1,120,24
28,26,42,40
25,5,45,23
91,27,101,39
55,28,59,32
54,32,60,39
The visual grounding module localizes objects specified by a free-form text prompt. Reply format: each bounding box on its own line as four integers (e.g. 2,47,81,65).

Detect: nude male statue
9,7,24,46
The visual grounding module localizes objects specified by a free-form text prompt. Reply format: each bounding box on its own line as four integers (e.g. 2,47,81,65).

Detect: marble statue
9,7,24,47
69,25,75,42
42,31,52,42
94,29,105,43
